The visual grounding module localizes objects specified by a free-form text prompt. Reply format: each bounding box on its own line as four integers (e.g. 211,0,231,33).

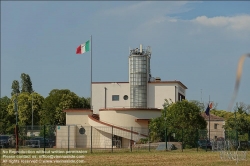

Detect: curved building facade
61,44,188,149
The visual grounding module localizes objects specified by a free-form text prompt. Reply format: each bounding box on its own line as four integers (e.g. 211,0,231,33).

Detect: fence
2,125,249,153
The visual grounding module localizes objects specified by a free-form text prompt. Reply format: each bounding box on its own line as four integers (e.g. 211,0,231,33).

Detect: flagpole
208,95,210,141
90,35,93,110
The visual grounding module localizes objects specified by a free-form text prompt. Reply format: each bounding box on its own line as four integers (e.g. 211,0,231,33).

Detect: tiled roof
92,80,188,89
201,112,224,121
99,108,161,111
63,108,92,112
149,81,188,89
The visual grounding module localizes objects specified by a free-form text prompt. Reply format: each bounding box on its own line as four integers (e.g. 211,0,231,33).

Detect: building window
123,95,128,100
178,93,185,101
79,127,85,135
214,124,218,129
112,95,119,101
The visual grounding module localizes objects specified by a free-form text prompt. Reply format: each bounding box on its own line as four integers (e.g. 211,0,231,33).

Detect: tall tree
224,103,250,133
166,100,207,147
210,109,233,120
0,96,12,134
234,102,250,114
20,73,33,93
210,102,250,141
149,99,207,147
11,80,20,96
190,100,205,111
80,97,91,109
41,89,84,125
7,92,44,127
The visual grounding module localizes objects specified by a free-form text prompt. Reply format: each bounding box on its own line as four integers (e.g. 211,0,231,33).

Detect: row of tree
11,73,33,95
1,73,250,147
211,102,250,140
149,100,207,148
149,100,250,148
0,73,90,134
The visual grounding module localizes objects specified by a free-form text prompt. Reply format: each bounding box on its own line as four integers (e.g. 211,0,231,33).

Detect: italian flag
76,40,90,54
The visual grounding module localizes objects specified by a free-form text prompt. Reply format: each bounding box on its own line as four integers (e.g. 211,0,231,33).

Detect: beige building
92,80,187,114
201,113,225,140
57,108,162,148
57,45,187,148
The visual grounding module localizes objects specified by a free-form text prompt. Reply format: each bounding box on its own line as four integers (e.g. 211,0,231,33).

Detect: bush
137,138,148,144
184,144,193,149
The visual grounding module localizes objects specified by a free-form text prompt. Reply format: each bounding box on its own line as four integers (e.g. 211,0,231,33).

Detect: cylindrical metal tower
129,45,151,108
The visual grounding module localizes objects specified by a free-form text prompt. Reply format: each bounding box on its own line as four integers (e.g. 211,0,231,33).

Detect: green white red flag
76,40,90,54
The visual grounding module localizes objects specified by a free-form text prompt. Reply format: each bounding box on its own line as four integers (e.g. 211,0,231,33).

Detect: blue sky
1,1,250,111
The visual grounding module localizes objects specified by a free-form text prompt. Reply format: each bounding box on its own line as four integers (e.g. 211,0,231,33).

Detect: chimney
155,77,161,82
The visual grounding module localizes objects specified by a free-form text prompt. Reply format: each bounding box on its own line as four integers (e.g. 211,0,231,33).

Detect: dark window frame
214,123,218,129
112,95,119,101
123,95,128,100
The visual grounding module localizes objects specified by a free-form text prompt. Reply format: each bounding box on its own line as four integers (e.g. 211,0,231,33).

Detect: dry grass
83,150,249,166
1,149,249,166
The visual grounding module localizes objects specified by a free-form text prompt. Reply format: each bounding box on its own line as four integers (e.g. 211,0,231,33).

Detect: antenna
146,46,152,57
201,89,202,103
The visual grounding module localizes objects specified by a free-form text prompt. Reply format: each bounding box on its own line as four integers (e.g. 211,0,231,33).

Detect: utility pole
200,89,204,111
201,89,202,104
15,94,18,125
208,95,210,141
235,109,238,144
164,107,167,150
14,93,19,154
32,91,34,136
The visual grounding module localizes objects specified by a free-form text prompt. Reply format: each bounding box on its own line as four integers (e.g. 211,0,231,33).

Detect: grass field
1,149,249,166
83,150,249,166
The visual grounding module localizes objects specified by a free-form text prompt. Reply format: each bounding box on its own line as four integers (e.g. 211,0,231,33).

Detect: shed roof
201,113,224,121
63,108,92,112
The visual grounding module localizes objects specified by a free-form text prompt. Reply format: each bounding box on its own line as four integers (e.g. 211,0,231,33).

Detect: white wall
64,111,93,148
56,125,76,148
88,114,150,142
75,125,90,148
92,82,186,113
92,83,130,113
66,111,92,126
148,83,176,109
99,109,161,128
177,85,185,96
122,138,130,148
27,131,40,137
99,130,112,148
207,120,225,140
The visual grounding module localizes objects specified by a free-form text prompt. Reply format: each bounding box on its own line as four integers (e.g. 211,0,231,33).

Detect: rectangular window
178,93,185,101
214,124,218,129
112,95,119,101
